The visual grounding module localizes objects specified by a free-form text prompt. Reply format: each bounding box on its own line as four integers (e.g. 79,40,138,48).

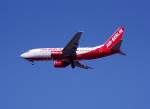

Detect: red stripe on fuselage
75,47,116,60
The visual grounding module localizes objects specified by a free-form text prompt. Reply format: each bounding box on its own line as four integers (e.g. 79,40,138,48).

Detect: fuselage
20,44,116,62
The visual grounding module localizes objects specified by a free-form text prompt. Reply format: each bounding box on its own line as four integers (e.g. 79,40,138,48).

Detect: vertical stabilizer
104,26,124,51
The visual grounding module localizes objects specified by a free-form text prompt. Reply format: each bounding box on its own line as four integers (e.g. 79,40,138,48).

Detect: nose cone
20,53,29,58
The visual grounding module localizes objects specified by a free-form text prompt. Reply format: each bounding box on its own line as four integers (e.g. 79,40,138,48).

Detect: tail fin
104,26,124,51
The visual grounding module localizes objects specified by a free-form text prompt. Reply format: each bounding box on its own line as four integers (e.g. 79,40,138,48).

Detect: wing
62,32,83,57
73,61,93,69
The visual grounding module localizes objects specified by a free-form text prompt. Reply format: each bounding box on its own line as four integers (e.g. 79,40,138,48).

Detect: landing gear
30,61,34,65
71,63,75,68
70,57,75,69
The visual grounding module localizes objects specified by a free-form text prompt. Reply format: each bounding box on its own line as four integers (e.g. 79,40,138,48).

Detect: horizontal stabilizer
118,50,127,56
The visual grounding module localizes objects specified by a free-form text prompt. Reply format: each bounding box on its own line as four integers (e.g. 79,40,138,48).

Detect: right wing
73,61,93,69
62,32,83,57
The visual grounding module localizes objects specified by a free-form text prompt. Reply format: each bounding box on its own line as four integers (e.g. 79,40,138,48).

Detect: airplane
20,26,126,69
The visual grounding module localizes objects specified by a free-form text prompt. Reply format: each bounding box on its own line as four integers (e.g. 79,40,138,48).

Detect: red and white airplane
20,26,125,69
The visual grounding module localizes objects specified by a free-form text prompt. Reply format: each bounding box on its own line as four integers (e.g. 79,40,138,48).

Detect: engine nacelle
54,60,68,68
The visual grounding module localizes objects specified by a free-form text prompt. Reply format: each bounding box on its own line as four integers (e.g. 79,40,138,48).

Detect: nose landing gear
30,61,34,65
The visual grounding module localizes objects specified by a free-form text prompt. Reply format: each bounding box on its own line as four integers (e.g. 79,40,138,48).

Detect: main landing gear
71,63,75,68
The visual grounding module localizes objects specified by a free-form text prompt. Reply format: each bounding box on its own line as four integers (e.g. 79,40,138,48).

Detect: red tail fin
104,26,124,50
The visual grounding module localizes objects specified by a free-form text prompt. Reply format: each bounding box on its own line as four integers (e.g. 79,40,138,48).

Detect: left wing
62,32,83,57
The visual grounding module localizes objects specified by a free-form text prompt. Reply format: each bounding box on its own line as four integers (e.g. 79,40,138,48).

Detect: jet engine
54,60,69,68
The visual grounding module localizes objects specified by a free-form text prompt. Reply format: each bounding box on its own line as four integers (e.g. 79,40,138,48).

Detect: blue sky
1,0,150,109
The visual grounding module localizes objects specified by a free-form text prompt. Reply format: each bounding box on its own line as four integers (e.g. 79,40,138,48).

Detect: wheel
71,63,75,68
